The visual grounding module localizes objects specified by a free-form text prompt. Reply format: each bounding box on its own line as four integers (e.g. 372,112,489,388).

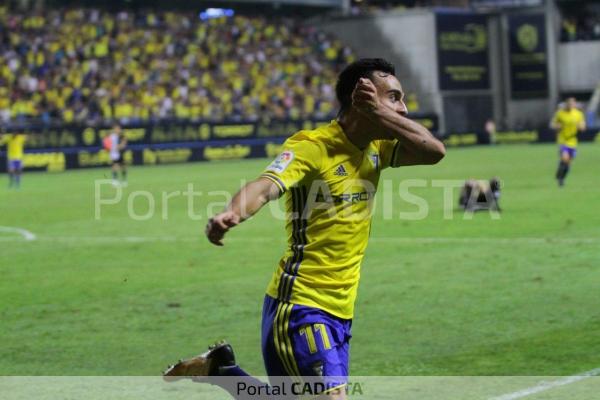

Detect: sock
213,366,271,400
8,173,14,187
556,161,568,180
112,171,118,180
14,174,20,188
121,170,127,182
563,164,570,179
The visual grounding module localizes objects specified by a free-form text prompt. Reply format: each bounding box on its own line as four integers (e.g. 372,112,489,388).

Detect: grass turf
0,143,599,376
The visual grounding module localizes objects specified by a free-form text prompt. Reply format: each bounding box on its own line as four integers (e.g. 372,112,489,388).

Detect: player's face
371,72,408,117
566,98,576,110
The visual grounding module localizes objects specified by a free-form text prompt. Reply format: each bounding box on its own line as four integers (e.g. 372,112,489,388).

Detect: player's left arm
352,78,445,166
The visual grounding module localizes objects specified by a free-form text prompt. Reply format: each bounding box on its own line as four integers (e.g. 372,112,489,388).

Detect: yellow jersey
552,108,584,148
5,134,26,160
261,120,401,319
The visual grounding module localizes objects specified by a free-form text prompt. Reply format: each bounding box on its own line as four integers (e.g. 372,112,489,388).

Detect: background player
1,132,27,189
550,97,585,187
458,177,501,212
164,58,445,399
108,124,128,187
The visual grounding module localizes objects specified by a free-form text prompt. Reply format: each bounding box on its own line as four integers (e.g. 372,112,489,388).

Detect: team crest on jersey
267,150,294,173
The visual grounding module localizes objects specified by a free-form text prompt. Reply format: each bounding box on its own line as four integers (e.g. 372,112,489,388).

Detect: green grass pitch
1,143,599,377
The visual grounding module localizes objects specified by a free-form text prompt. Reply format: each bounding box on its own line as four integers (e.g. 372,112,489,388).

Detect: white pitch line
0,235,192,243
0,226,36,241
0,235,599,245
489,368,600,400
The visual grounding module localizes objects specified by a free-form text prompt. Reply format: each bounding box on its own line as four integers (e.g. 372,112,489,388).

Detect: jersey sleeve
260,137,323,193
375,139,401,169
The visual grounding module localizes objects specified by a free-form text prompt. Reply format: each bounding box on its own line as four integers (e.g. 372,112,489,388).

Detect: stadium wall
501,8,558,130
320,10,442,121
557,41,600,92
323,7,597,131
321,9,551,132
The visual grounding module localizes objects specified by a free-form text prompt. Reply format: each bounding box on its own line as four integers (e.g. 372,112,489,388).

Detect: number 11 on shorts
300,324,332,354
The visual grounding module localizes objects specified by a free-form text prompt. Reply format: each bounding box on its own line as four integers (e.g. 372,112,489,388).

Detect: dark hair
335,58,396,115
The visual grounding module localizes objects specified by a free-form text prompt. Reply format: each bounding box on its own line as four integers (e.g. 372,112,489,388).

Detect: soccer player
458,178,501,212
108,124,128,187
550,97,586,187
1,133,27,189
164,59,445,399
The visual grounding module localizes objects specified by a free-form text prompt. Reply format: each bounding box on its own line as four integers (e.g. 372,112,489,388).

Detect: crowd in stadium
0,7,355,125
559,7,600,42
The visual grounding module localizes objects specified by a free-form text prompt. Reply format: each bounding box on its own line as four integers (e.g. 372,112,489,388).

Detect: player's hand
352,78,380,116
205,211,240,246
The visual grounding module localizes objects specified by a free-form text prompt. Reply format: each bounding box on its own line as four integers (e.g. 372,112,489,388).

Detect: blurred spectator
0,6,358,125
484,118,496,145
559,4,600,42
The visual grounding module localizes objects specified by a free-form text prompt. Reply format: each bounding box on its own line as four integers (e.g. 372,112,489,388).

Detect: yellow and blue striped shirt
4,134,26,160
552,108,584,148
261,120,400,319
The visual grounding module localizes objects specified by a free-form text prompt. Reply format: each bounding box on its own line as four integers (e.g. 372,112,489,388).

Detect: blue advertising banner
508,14,549,98
436,13,490,91
0,115,440,172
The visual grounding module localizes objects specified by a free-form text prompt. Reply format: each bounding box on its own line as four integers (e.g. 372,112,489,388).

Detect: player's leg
262,295,295,378
458,181,471,209
563,147,575,181
111,161,119,186
163,296,279,399
462,180,481,212
14,160,23,188
7,160,15,188
120,161,127,185
276,302,351,399
164,341,270,400
556,146,574,186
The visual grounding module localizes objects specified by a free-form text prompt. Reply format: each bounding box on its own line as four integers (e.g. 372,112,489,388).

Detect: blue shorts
8,159,22,171
559,145,576,159
261,295,351,392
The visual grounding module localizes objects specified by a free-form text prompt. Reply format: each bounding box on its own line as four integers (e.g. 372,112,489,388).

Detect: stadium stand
558,3,600,41
0,6,356,125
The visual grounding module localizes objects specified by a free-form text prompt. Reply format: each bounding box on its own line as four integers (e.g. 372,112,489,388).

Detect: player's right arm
205,137,321,246
205,177,281,246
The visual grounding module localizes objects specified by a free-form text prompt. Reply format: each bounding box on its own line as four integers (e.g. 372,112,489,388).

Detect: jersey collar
331,119,366,154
